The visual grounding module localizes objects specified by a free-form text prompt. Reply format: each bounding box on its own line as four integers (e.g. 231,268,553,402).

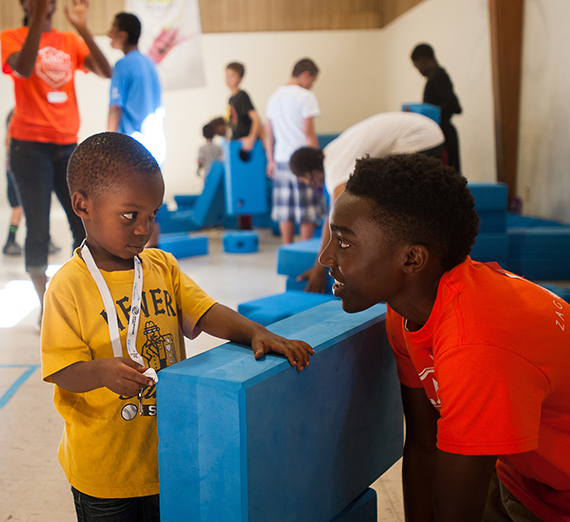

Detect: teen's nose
318,236,335,268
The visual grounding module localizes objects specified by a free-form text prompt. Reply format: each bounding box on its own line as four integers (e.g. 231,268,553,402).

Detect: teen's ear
72,190,90,219
402,244,430,274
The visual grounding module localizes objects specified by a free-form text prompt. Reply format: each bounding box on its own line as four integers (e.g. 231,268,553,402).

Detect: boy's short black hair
202,123,215,140
67,132,160,198
345,154,479,271
114,12,141,46
289,147,324,177
411,43,435,61
292,58,319,78
227,62,245,78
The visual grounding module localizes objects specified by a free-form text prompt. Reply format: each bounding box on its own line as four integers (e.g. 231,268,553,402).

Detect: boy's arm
401,384,496,522
108,105,121,132
304,117,318,148
65,0,112,78
264,119,276,178
50,357,155,397
196,303,314,371
240,109,261,152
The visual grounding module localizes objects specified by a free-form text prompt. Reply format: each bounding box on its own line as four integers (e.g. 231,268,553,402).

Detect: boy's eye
123,212,136,220
337,237,350,249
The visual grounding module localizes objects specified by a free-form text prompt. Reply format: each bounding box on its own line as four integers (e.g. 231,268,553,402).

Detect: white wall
518,0,570,222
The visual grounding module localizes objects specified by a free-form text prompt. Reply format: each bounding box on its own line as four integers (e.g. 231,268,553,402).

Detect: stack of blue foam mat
507,228,570,280
237,290,337,326
401,102,441,124
468,183,510,266
223,230,259,254
277,238,334,293
158,233,208,258
157,300,403,521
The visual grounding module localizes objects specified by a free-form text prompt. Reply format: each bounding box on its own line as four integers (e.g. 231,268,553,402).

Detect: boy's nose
318,238,335,268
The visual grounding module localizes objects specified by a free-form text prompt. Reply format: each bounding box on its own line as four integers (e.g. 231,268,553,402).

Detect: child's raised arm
51,358,155,397
197,303,315,371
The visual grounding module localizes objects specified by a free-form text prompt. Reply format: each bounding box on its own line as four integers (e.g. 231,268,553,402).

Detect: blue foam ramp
224,140,268,216
238,290,337,326
331,488,377,522
223,231,259,254
158,233,208,258
157,300,403,522
402,102,441,124
191,161,227,228
173,194,199,211
508,227,570,257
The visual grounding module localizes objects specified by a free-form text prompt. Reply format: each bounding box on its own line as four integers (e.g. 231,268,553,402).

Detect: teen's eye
337,237,350,249
122,212,136,220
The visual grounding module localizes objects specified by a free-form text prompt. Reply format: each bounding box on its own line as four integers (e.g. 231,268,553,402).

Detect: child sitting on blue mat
41,132,313,522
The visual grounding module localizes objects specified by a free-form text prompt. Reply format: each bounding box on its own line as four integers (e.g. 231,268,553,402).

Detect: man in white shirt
289,111,444,292
264,58,326,244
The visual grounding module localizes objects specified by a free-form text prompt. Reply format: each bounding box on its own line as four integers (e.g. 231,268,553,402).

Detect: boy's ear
401,244,430,274
72,190,90,219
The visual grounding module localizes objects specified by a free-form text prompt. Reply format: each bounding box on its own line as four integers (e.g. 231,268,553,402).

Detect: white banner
126,0,205,91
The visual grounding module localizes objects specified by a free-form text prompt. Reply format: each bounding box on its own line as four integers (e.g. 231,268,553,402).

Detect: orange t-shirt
1,27,89,144
387,257,570,521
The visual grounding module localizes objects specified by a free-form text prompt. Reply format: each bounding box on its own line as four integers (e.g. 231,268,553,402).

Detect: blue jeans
10,139,85,274
72,487,160,522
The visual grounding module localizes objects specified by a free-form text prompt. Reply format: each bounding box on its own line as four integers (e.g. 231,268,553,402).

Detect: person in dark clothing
411,43,462,172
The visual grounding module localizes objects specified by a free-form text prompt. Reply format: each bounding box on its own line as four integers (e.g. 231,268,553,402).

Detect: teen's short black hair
114,12,141,46
227,62,245,78
411,43,435,61
289,147,324,177
67,132,160,198
292,58,319,78
345,154,479,271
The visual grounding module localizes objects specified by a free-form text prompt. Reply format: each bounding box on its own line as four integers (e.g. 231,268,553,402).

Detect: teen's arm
50,357,155,397
196,303,314,371
65,0,112,78
264,119,276,178
304,117,318,148
6,0,50,77
108,105,122,132
300,183,346,293
240,109,261,152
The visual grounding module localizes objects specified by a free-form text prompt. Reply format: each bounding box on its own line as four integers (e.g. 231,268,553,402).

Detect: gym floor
0,204,404,521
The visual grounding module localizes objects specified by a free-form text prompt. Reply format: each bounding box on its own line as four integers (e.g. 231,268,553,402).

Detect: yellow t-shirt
41,248,216,498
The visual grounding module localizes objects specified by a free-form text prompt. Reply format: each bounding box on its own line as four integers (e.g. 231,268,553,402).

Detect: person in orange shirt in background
1,0,111,319
320,154,570,522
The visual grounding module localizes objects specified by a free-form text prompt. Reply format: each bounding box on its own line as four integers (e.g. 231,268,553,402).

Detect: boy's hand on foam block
251,330,315,371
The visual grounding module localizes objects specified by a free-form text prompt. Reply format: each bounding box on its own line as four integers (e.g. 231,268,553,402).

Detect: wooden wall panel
1,0,425,34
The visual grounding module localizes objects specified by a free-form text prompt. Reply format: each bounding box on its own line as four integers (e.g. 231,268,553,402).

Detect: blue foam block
158,208,200,234
470,233,510,262
318,134,339,149
285,275,334,294
507,213,570,229
224,140,268,216
237,290,337,326
158,233,208,258
331,488,377,522
157,301,403,522
468,183,508,211
173,194,199,211
223,231,259,254
508,228,570,257
507,256,570,281
540,284,570,303
191,161,227,228
402,102,441,124
277,238,323,276
477,210,508,233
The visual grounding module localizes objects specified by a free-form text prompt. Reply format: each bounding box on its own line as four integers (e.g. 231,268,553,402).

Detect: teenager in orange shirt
319,154,570,522
1,0,111,316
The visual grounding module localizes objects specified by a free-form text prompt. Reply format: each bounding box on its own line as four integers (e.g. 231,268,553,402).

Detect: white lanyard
81,244,158,384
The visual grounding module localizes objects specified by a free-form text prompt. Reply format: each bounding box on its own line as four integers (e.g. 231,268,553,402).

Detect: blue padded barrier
223,231,259,254
237,290,337,326
402,102,441,124
331,488,377,522
476,210,508,234
470,233,509,263
318,134,340,149
468,183,508,210
157,301,403,522
508,228,570,257
158,233,208,258
506,213,570,229
223,140,268,216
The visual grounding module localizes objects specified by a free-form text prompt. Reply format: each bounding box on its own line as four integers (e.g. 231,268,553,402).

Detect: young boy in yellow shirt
40,132,313,521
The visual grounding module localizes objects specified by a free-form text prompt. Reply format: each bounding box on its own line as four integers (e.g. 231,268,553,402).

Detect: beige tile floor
0,205,404,522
